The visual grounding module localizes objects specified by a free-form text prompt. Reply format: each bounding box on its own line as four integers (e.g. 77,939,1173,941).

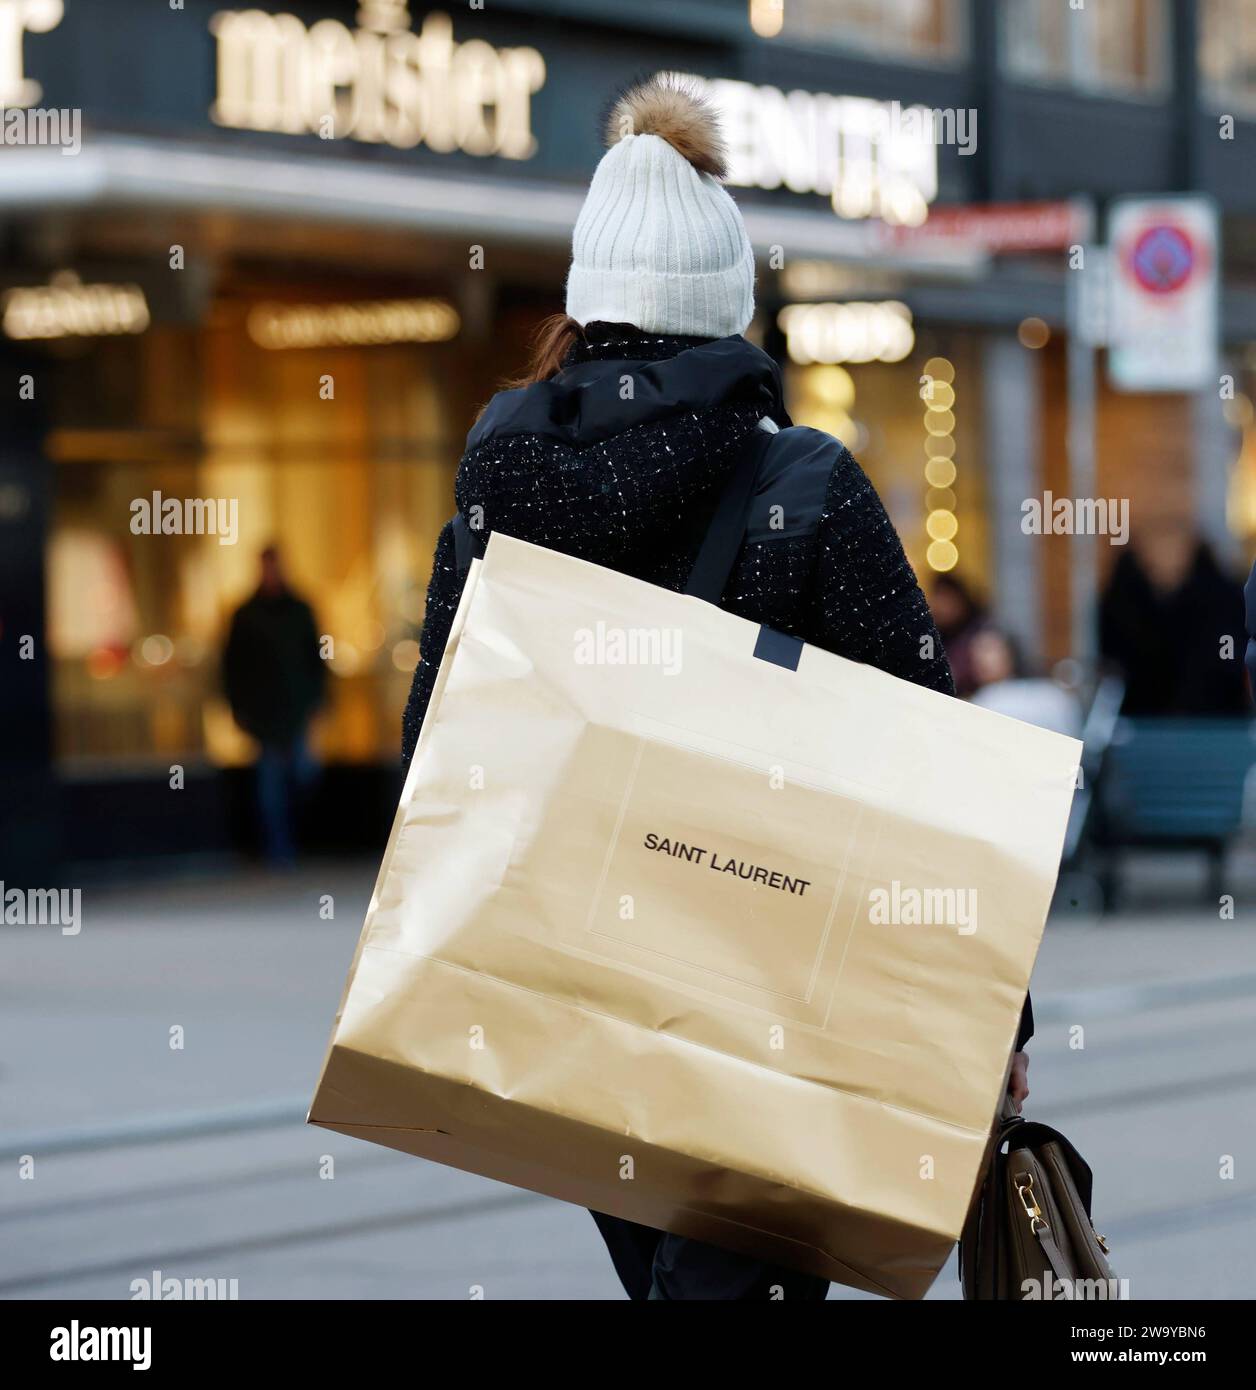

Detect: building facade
2,0,1255,872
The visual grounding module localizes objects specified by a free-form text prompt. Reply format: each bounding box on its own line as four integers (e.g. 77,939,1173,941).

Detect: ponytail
501,313,584,389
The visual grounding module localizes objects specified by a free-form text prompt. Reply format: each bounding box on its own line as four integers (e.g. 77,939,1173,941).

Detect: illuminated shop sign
2,271,150,340
247,296,460,349
0,0,62,107
210,2,546,158
678,75,938,226
778,301,915,365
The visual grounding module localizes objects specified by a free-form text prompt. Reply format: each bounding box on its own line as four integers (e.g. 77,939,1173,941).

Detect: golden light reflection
787,363,858,444
1017,316,1050,350
392,638,421,672
247,298,460,349
4,271,150,341
137,634,175,666
927,539,959,571
924,457,957,488
922,359,959,572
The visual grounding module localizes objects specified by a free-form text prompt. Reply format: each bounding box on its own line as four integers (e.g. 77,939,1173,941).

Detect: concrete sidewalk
2,857,1254,1299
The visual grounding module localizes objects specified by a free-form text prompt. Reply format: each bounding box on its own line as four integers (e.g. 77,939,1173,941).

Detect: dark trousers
255,732,317,865
591,1211,829,1301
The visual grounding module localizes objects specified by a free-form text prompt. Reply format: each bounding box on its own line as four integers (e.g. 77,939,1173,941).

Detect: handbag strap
1035,1221,1073,1284
449,419,778,605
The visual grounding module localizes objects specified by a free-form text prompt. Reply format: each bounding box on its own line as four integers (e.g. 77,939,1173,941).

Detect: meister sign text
210,2,546,158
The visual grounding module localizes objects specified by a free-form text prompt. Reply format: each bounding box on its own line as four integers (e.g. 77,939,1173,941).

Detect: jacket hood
465,333,788,454
452,331,793,569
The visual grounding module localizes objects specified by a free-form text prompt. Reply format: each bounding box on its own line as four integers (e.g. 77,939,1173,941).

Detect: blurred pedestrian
1099,525,1247,716
928,572,986,697
969,627,1082,738
1246,557,1256,703
223,545,326,866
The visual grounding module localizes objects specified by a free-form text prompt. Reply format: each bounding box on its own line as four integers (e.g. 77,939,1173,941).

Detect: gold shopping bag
309,531,1080,1298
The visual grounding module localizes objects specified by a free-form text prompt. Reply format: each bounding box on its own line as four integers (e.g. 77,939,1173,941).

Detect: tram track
3,973,1254,1297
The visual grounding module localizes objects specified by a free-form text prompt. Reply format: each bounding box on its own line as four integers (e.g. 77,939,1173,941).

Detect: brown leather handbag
960,1094,1117,1300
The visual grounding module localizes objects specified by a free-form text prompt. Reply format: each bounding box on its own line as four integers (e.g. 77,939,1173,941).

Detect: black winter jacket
223,588,325,743
402,323,1033,1049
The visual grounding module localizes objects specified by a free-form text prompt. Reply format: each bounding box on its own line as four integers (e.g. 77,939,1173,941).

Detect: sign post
1066,200,1099,672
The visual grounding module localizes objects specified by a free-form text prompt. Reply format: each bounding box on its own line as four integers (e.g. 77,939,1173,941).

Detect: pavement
2,849,1255,1301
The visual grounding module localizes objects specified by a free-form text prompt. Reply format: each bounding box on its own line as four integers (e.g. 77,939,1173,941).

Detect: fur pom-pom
605,74,728,179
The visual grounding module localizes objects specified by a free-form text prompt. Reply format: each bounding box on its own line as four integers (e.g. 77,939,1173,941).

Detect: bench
1094,717,1256,905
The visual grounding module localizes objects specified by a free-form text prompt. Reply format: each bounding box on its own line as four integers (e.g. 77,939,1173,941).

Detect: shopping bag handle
449,417,778,602
683,419,777,605
451,510,485,575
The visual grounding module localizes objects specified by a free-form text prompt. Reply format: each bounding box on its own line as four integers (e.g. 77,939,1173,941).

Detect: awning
0,135,987,278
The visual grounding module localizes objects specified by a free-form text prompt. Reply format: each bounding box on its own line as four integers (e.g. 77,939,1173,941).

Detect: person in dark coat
1099,527,1248,716
928,572,989,699
223,545,326,865
401,75,1032,1300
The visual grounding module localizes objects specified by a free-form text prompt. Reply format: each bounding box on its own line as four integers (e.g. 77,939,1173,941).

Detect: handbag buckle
1014,1170,1047,1233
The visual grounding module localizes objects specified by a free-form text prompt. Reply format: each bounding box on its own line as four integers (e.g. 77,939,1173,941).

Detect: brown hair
500,312,585,389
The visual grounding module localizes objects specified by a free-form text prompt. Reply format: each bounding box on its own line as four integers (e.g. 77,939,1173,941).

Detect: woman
928,572,987,698
402,75,1031,1300
968,626,1083,739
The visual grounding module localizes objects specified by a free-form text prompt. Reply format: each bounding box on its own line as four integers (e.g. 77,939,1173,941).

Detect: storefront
0,2,975,869
40,251,540,772
8,0,1248,871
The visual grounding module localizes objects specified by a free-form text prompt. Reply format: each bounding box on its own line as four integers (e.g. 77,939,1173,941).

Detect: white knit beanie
565,76,756,340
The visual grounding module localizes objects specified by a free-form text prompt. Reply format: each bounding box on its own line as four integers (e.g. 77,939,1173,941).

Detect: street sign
878,199,1089,253
1107,196,1218,392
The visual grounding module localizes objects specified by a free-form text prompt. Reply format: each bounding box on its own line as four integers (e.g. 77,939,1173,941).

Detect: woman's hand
1007,1050,1030,1113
